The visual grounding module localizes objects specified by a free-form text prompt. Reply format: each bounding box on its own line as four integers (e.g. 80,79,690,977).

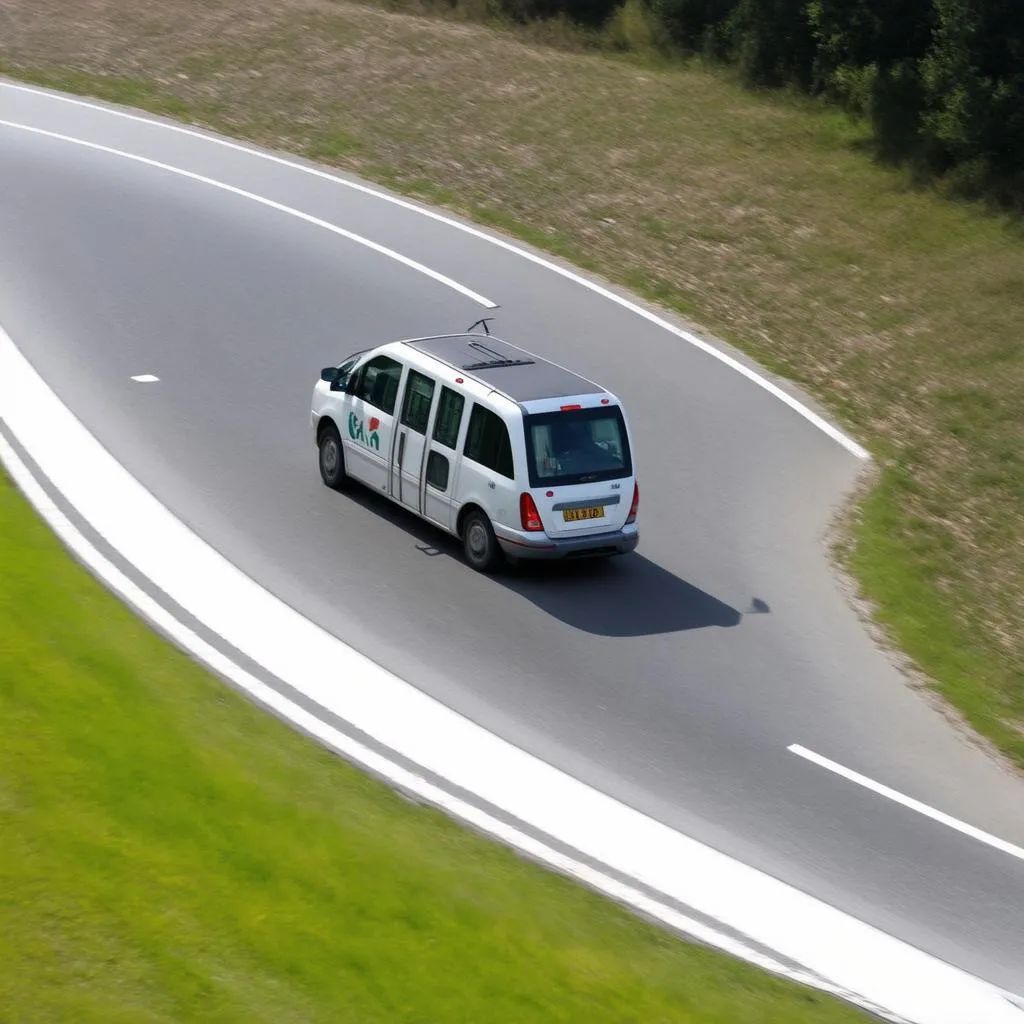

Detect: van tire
318,423,348,491
462,509,501,574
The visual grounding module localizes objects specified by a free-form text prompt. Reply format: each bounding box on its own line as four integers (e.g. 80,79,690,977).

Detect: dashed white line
130,374,160,383
0,423,888,1021
2,321,1021,1024
0,117,497,310
789,744,1024,863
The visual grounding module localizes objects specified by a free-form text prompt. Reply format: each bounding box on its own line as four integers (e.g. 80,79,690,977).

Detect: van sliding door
391,369,437,515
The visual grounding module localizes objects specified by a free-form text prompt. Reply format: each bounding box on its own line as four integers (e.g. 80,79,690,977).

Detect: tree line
497,0,1024,205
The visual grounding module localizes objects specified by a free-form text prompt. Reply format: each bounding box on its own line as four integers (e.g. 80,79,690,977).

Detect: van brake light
520,492,544,532
626,482,639,524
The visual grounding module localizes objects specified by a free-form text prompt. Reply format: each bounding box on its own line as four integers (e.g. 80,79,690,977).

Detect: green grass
0,3,1021,1015
0,469,874,1022
846,470,1024,758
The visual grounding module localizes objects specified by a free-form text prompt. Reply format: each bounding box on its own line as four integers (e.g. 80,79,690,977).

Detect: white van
310,329,639,573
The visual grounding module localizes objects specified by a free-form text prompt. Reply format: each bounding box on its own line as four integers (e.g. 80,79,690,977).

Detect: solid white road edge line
789,745,1024,863
0,117,497,310
0,432,891,1024
0,79,868,461
1,329,1019,1024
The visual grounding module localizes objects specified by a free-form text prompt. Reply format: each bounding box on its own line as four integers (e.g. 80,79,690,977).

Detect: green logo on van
348,412,381,451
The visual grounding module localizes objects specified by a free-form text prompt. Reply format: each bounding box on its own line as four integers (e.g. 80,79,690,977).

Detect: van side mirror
322,366,350,392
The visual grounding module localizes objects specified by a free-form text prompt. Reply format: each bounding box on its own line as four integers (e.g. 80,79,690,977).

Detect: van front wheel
462,509,501,574
318,423,348,491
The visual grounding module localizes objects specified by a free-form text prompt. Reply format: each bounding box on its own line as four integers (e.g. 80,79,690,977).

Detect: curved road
2,82,1023,1001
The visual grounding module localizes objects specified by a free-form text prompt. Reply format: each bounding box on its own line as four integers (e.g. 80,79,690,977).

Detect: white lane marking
789,744,1024,863
0,117,497,310
0,430,894,1024
0,80,867,460
130,374,160,383
1,328,1020,1024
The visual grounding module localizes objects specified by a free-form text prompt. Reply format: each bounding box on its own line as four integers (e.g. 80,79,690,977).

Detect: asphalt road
2,83,1023,998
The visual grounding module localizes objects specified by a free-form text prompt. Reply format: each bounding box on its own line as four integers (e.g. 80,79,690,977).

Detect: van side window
426,451,450,491
432,386,465,449
463,404,514,479
400,370,435,434
353,355,403,415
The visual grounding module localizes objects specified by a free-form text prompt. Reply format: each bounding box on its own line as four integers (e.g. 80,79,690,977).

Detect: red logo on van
368,417,381,433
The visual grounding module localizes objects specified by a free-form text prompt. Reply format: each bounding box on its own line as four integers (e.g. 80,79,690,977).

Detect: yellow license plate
563,506,603,522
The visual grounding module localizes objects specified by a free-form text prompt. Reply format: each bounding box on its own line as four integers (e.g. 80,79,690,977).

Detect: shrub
605,0,666,51
920,0,1024,180
731,0,817,87
642,0,738,54
498,0,625,28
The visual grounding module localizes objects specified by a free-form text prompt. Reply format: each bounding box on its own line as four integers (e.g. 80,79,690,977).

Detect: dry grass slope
1,0,1022,762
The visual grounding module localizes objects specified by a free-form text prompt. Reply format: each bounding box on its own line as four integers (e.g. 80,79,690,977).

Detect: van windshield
523,406,632,488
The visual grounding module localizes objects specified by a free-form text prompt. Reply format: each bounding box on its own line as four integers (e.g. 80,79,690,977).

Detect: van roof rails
405,333,599,403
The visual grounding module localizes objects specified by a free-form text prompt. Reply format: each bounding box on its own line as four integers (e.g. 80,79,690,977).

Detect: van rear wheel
318,423,348,491
462,509,501,574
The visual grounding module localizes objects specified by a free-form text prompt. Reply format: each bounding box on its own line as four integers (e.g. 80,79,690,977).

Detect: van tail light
520,492,544,532
626,482,640,524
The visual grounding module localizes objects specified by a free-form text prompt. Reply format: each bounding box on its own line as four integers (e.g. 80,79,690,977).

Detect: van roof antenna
467,317,495,336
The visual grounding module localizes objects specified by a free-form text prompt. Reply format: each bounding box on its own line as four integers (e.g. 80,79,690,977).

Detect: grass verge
0,466,874,1022
2,0,1021,768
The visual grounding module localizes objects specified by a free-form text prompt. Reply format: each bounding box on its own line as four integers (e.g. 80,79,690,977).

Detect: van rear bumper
494,524,639,560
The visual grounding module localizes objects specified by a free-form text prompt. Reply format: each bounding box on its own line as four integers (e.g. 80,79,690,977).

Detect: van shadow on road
336,485,744,638
499,556,742,637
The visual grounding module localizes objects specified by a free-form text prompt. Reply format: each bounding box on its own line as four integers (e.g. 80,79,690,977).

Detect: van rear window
523,407,631,487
